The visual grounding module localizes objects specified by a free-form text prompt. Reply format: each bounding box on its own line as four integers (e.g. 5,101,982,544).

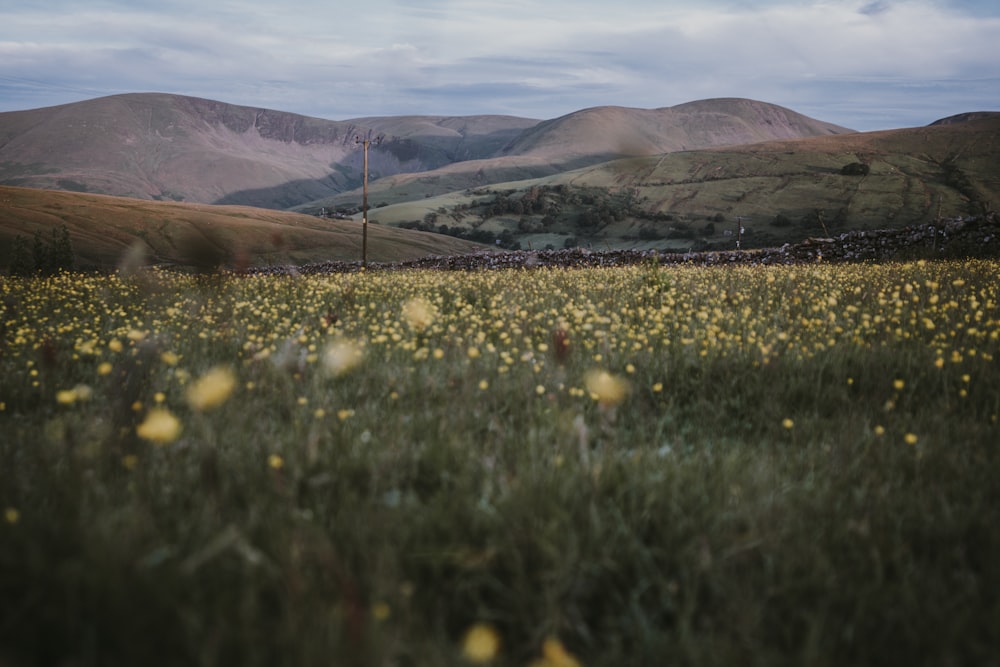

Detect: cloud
0,0,997,130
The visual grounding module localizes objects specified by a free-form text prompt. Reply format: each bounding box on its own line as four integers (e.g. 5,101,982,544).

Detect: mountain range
1,93,998,268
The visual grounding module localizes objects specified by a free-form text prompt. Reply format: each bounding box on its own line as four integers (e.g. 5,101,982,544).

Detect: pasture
1,259,998,666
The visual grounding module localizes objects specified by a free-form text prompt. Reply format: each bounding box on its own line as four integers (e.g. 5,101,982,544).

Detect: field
2,259,999,666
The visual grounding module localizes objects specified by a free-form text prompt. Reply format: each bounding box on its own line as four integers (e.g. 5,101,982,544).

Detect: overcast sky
1,0,997,131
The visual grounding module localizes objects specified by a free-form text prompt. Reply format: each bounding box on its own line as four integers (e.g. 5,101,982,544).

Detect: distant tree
840,162,870,176
32,232,50,274
50,225,74,271
9,235,32,276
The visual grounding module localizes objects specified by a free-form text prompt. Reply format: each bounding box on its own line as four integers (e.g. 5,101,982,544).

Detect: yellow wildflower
402,297,436,331
904,433,918,445
186,366,236,411
4,507,19,525
529,637,582,667
136,408,182,445
56,389,78,405
268,454,284,470
371,602,391,622
782,418,794,430
584,369,629,407
461,622,501,663
323,338,365,377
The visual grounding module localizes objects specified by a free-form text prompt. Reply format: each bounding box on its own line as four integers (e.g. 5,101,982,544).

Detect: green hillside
353,115,1000,252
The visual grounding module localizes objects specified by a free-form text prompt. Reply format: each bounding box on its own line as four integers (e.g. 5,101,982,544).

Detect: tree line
7,225,75,276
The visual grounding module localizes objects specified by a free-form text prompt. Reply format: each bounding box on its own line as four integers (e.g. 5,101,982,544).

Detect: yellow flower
371,602,391,622
904,433,918,445
160,351,180,366
97,361,113,376
4,507,19,525
530,637,582,667
402,297,436,331
136,408,182,445
56,389,78,405
323,338,365,377
584,369,629,407
893,379,905,391
461,623,501,663
122,454,139,471
874,425,886,437
268,454,284,470
652,382,663,393
782,418,794,430
479,379,489,391
186,366,236,411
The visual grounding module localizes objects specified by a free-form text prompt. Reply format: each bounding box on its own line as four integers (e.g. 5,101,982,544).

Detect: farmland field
2,260,999,666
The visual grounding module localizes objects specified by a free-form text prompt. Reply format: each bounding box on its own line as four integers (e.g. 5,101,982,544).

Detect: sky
1,0,998,132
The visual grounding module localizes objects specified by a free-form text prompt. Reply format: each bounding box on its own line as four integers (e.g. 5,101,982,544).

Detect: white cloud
0,0,997,130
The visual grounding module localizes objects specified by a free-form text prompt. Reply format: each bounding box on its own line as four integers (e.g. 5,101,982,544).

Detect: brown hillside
2,94,855,214
500,98,853,160
0,94,372,207
0,185,486,271
304,98,857,213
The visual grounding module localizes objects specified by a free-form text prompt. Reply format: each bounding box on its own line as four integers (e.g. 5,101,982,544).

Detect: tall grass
2,260,998,666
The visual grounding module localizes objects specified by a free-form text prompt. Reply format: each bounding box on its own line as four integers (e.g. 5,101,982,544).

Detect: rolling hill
0,93,853,212
2,92,997,266
352,114,1000,252
0,93,539,209
0,185,486,271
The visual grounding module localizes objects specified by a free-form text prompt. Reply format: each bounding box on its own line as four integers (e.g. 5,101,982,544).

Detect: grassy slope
360,116,1000,251
0,186,487,270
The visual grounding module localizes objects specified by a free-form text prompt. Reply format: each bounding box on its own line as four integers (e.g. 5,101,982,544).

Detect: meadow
1,259,998,666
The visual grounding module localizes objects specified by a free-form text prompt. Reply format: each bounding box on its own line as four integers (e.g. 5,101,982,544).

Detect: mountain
297,98,854,214
500,98,851,160
0,93,851,211
0,93,533,209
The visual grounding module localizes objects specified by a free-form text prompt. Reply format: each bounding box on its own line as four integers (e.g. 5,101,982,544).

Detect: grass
0,185,487,271
1,260,999,666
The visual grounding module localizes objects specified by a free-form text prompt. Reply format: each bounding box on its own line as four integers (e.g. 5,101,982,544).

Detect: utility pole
355,134,383,268
735,216,749,250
